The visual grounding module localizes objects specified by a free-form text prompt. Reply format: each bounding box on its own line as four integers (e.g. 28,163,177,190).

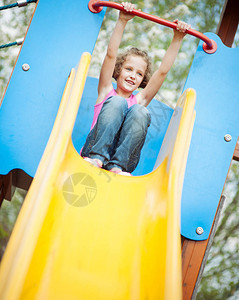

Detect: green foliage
0,1,35,100
0,1,238,299
0,189,26,260
196,161,239,299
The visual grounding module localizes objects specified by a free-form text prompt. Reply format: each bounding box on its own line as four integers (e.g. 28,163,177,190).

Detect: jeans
81,96,151,173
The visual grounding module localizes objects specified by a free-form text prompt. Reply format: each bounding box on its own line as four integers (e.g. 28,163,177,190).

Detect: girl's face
116,55,147,97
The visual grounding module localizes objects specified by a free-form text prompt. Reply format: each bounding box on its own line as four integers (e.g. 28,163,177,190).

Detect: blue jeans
81,96,151,173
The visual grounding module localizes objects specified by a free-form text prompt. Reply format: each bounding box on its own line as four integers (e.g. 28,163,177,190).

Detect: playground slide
0,53,196,300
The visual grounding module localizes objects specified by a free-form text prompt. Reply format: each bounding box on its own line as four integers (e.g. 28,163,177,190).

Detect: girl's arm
137,20,191,106
96,2,135,104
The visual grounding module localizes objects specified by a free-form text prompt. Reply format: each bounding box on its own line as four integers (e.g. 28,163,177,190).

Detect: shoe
110,169,132,176
83,157,102,168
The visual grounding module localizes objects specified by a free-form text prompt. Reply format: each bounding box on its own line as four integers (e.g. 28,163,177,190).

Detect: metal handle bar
88,0,217,54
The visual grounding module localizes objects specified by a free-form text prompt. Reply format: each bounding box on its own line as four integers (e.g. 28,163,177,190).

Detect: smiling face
116,55,147,98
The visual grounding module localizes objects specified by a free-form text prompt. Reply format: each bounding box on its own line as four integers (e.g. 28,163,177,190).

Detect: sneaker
110,168,132,176
83,157,102,168
118,171,132,176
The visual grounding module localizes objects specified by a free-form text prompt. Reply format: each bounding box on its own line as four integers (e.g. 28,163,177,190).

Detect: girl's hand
119,2,136,22
173,19,191,39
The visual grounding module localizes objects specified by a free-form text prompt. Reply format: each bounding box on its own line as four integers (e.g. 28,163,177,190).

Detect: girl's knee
129,104,151,126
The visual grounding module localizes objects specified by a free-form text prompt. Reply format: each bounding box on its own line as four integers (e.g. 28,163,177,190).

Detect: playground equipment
0,0,37,11
0,51,196,299
0,0,238,299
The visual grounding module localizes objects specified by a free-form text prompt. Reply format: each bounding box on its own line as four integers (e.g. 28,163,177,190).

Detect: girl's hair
113,47,152,89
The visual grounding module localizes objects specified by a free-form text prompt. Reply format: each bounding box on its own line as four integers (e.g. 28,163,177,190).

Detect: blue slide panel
181,33,239,240
0,0,106,177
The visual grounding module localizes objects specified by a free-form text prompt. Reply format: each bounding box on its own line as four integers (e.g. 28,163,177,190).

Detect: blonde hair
113,47,152,88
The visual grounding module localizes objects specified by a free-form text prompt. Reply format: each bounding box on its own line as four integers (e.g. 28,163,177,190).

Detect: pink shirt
90,89,138,130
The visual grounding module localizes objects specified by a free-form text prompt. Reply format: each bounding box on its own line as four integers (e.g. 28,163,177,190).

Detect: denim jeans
81,96,151,173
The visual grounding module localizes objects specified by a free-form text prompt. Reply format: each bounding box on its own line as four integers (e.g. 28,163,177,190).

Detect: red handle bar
88,0,217,54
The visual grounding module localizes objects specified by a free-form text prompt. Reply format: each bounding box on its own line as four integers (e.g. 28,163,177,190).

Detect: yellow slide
0,53,196,300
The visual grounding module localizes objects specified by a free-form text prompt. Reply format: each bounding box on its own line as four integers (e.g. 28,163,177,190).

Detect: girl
82,2,191,176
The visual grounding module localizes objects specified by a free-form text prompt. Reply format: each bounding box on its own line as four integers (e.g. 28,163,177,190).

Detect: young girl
82,2,191,176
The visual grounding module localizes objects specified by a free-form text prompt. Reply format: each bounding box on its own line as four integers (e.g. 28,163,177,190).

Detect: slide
0,53,196,300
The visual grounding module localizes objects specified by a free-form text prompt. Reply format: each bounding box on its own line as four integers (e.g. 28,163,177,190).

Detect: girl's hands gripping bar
119,2,136,22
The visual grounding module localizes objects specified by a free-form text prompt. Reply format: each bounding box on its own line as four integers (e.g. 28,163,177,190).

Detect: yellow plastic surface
0,53,196,300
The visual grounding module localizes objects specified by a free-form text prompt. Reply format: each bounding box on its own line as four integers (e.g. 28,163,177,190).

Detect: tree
0,1,238,298
196,161,239,299
0,189,26,259
0,1,35,100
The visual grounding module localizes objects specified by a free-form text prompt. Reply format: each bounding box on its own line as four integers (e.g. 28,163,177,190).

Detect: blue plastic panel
0,0,173,178
72,77,173,176
181,33,239,240
0,0,106,177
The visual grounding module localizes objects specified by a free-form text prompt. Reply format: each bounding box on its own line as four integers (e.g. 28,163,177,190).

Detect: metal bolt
224,134,232,142
196,227,204,235
17,0,28,7
22,63,30,71
16,37,24,45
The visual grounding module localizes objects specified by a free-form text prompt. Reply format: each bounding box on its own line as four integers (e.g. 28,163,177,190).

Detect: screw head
22,63,30,71
196,227,204,235
224,134,232,142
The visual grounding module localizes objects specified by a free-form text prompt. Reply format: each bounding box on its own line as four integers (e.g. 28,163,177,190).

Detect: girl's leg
104,104,151,173
81,96,128,165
